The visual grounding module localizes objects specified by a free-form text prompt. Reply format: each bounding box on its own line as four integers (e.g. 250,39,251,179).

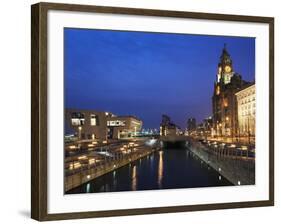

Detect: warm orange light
78,155,87,160
74,162,81,169
224,99,228,107
216,86,220,95
89,158,96,164
69,162,81,170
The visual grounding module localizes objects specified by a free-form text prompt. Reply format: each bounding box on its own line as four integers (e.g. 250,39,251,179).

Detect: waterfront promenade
65,138,159,192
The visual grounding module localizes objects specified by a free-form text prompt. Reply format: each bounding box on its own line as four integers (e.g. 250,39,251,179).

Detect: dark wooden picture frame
31,2,274,221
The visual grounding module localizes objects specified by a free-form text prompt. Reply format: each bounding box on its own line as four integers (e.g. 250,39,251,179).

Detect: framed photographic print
31,2,274,221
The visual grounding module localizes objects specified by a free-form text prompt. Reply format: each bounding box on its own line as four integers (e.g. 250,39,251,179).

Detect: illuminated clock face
225,65,232,73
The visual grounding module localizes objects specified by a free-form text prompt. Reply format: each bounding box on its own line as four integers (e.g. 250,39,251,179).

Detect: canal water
67,148,232,194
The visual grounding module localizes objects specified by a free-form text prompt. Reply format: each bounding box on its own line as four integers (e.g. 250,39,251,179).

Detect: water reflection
113,171,117,188
186,150,189,157
67,148,233,194
131,165,137,191
86,183,90,193
158,151,163,188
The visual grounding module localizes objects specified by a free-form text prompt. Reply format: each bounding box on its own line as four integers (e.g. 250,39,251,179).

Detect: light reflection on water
131,165,137,191
158,151,163,188
67,148,232,194
113,171,117,188
86,183,90,193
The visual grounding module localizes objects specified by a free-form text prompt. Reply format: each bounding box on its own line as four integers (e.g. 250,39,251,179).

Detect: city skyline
64,28,255,129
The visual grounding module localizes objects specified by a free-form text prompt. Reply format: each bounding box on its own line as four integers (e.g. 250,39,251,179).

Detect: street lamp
219,123,222,141
247,116,250,144
78,126,82,140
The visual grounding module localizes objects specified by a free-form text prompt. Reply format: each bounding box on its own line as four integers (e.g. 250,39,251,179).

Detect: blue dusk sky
64,28,255,129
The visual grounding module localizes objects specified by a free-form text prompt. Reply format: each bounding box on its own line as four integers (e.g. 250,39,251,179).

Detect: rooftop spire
220,43,232,65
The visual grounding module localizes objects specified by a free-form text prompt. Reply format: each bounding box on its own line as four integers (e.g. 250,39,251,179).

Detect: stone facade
235,84,256,137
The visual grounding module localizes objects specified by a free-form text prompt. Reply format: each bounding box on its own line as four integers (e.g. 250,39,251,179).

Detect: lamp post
219,123,222,141
226,116,230,143
78,126,82,141
248,115,254,145
237,127,240,143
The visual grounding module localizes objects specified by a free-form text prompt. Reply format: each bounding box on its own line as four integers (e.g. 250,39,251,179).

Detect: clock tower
216,44,234,85
212,44,249,139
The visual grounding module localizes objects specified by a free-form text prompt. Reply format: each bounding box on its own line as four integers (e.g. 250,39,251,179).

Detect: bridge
160,135,190,142
159,135,190,149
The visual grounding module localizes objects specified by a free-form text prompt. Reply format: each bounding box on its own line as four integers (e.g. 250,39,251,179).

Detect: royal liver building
212,45,252,139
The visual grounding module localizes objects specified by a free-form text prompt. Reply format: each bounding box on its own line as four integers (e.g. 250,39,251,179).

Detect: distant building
160,115,179,136
212,45,251,138
107,115,142,139
196,123,205,138
187,118,196,131
235,84,256,137
65,109,142,141
203,116,213,137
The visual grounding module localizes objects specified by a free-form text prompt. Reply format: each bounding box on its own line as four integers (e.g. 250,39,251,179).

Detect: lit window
91,114,98,126
107,120,126,127
71,118,80,126
71,112,85,126
224,99,228,107
216,86,220,95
